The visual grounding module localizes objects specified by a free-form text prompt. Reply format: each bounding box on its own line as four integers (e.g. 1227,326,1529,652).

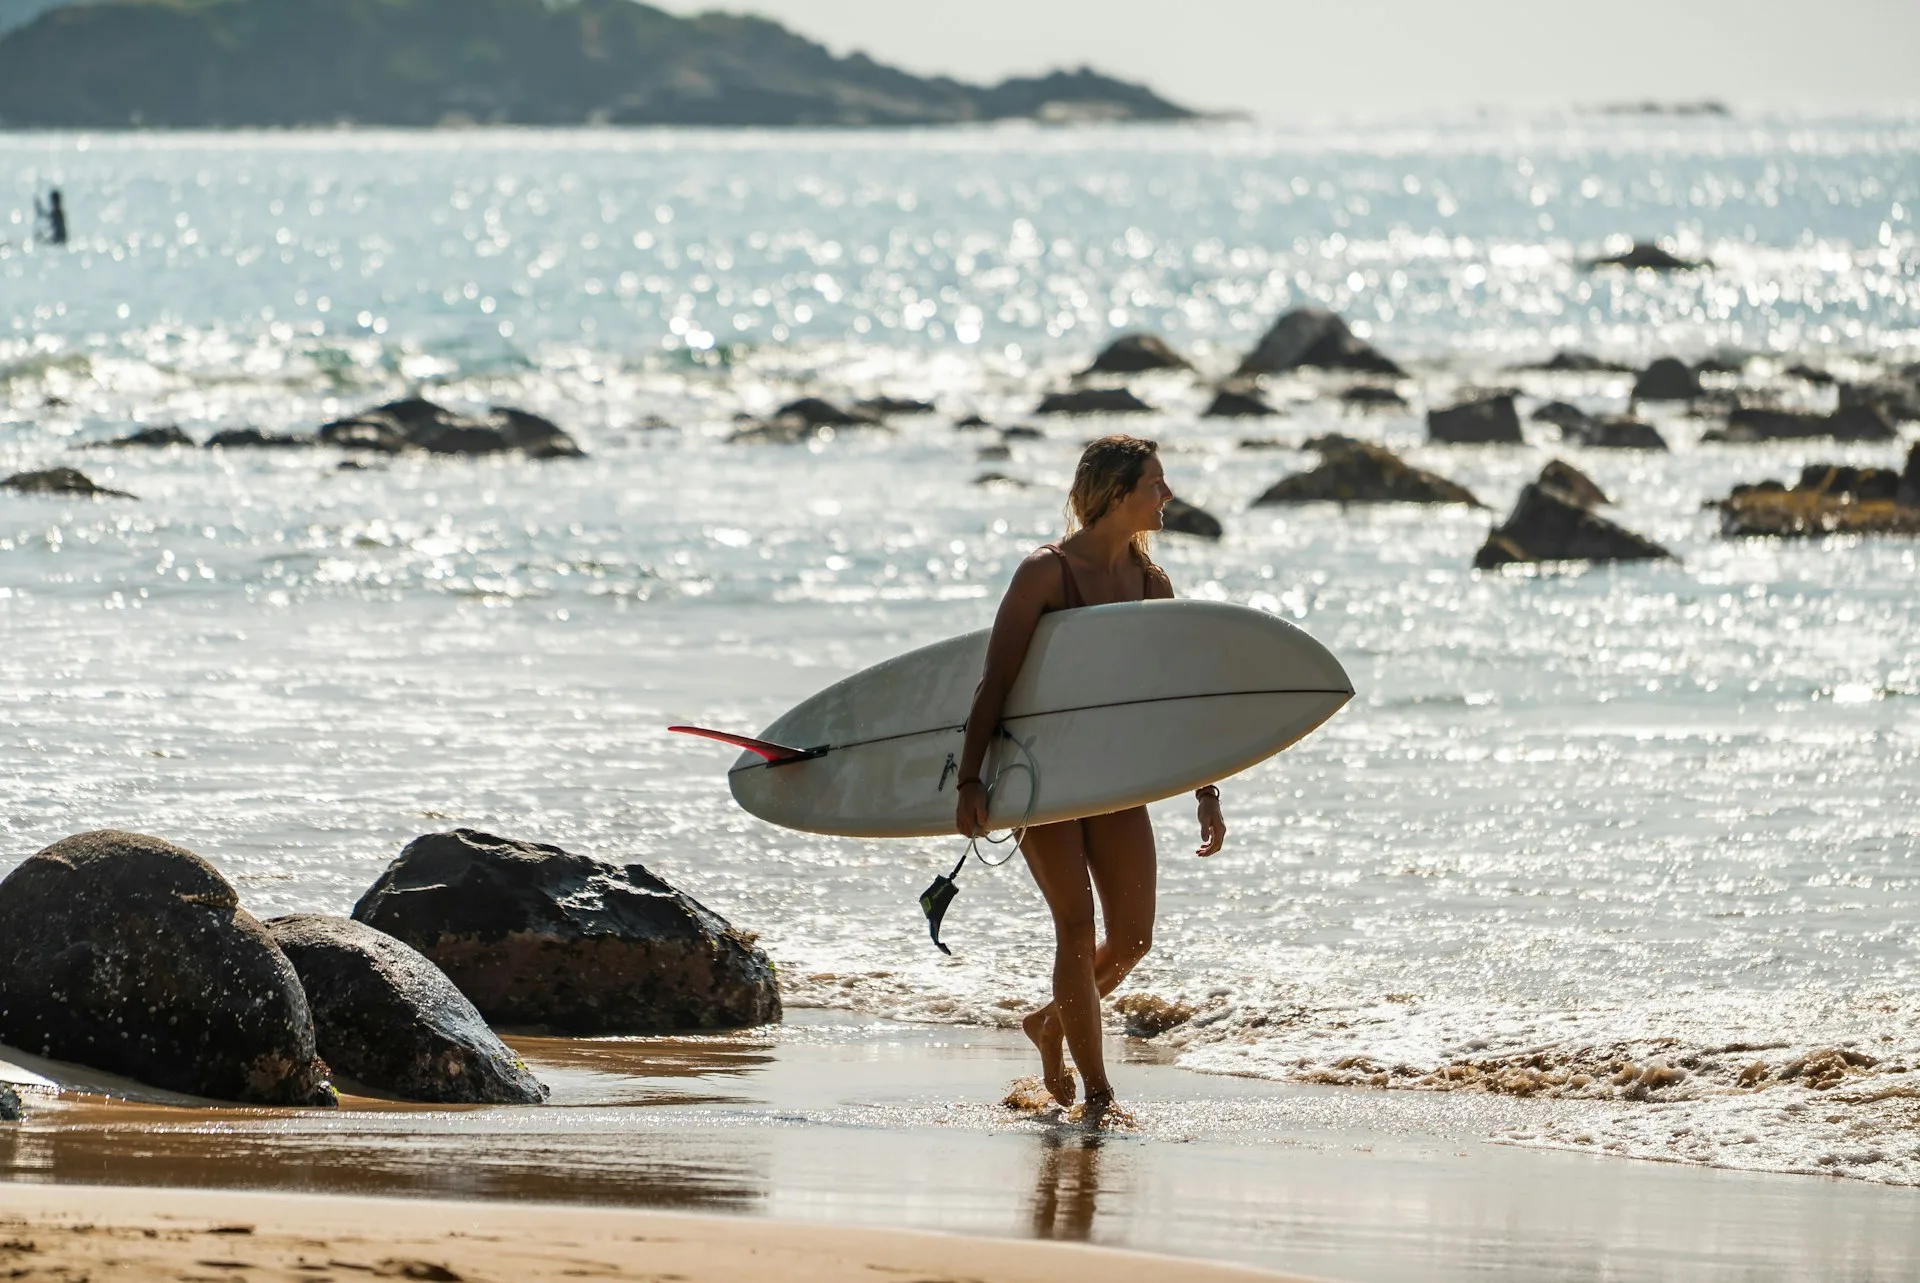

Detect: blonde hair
1066,434,1160,568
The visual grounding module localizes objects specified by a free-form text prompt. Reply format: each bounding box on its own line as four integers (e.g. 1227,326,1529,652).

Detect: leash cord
966,726,1038,869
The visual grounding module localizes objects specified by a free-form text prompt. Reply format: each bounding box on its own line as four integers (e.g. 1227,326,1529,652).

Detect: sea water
1,116,1917,1184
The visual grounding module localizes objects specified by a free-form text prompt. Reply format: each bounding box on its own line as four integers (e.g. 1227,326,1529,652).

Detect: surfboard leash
920,726,1039,955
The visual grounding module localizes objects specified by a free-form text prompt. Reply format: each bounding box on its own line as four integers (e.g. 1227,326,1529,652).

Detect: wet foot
1022,1009,1076,1108
1072,1088,1131,1129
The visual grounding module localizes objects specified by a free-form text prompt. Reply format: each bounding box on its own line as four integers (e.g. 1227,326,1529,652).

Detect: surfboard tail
667,725,826,766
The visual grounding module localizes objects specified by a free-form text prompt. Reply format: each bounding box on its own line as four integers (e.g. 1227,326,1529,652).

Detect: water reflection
1029,1129,1105,1241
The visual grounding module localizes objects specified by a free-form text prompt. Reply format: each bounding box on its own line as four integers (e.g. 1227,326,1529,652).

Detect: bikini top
1041,543,1169,610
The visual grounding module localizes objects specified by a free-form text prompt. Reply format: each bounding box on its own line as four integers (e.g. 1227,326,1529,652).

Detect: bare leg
1020,818,1106,1105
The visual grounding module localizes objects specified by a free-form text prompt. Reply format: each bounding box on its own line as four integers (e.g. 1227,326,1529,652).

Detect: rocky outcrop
1588,242,1705,270
1428,393,1523,444
1537,460,1610,509
351,829,780,1035
1716,446,1920,538
774,397,880,427
1340,384,1407,409
1079,334,1191,376
854,396,935,417
1035,387,1155,415
1841,377,1920,424
1160,496,1222,538
1631,358,1702,401
1254,438,1481,507
206,427,314,448
1517,351,1635,373
319,398,584,458
2,467,135,498
1532,401,1595,432
1473,485,1673,568
1233,309,1404,378
266,915,546,1105
95,425,192,447
1568,417,1668,450
1202,387,1278,417
0,830,334,1106
1702,405,1897,443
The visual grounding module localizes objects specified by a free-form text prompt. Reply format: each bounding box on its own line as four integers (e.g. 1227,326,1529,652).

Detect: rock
351,829,780,1035
1035,388,1155,415
0,830,334,1106
265,915,547,1105
1903,442,1920,509
1518,351,1635,373
1340,384,1408,409
1694,355,1746,376
1473,485,1673,568
206,427,315,448
1237,437,1286,450
1,467,136,498
1254,438,1482,507
1537,460,1610,509
1702,405,1897,443
1632,358,1703,401
1160,496,1222,539
1589,242,1705,270
728,416,822,444
95,424,193,447
1079,333,1191,376
1569,418,1668,450
1841,378,1920,424
1427,393,1523,444
1532,401,1596,432
972,472,1031,488
1715,447,1920,537
319,398,584,458
1233,308,1404,378
955,414,992,429
1202,387,1278,417
1001,425,1044,440
976,443,1013,461
0,1083,19,1121
854,396,935,417
1784,363,1835,386
774,397,880,427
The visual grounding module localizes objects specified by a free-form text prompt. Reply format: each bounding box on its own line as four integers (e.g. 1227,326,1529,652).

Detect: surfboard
675,600,1353,839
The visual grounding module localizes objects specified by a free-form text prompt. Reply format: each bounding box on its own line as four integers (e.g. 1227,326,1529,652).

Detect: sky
659,0,1920,117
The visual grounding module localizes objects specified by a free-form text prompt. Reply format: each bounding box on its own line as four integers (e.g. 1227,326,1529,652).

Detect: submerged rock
94,425,193,448
1035,387,1155,415
1079,333,1192,376
1428,393,1523,444
1532,401,1596,432
1473,485,1673,568
1588,241,1705,270
774,397,881,427
206,427,315,448
0,830,334,1106
1702,405,1897,443
1517,351,1636,373
1631,358,1703,402
1254,438,1482,507
972,471,1032,488
351,829,780,1035
1840,377,1920,424
1784,363,1835,386
1160,496,1222,539
0,1083,19,1121
1715,445,1920,538
1001,424,1044,440
854,396,936,417
1202,387,1279,417
1233,308,1404,378
319,398,584,458
1339,384,1408,409
1537,460,1610,509
1569,417,1669,450
266,915,547,1105
1,467,135,498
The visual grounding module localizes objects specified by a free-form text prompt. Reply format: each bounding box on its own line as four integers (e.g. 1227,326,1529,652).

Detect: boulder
1035,388,1155,415
955,414,992,429
1001,425,1045,440
1694,355,1746,376
1254,438,1482,507
728,416,823,444
1903,442,1920,509
266,915,547,1105
1841,378,1920,424
95,425,193,448
1570,418,1668,450
319,398,584,458
0,1084,19,1121
973,472,1032,488
1428,393,1523,444
1473,485,1673,568
1702,405,1897,443
1160,496,1222,539
854,396,936,417
1537,460,1610,509
0,830,334,1106
206,428,315,448
1588,242,1705,270
1079,333,1191,376
2,467,135,498
1784,363,1835,386
1233,308,1404,378
1518,351,1635,373
351,829,780,1035
774,397,880,427
1202,387,1278,417
1532,401,1596,432
1717,451,1920,538
1632,358,1703,401
1340,384,1408,409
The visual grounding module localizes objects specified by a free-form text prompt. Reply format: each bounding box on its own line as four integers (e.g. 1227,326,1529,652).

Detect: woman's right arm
955,553,1057,836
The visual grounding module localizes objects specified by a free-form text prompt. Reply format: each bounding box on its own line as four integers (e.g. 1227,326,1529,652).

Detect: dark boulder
1080,333,1192,376
774,397,881,427
1632,358,1703,401
351,829,780,1035
319,398,584,458
1694,355,1746,376
1841,378,1920,424
1340,384,1408,409
1588,242,1705,270
955,414,992,429
729,416,824,444
1702,405,1897,443
1537,460,1610,509
1473,485,1673,568
1716,449,1920,537
1784,363,1835,386
0,1084,19,1121
0,831,334,1106
1202,387,1278,417
95,425,193,448
1518,351,1635,373
1161,496,1222,539
1428,393,1523,444
266,915,546,1105
206,427,315,448
1570,418,1669,450
1532,401,1597,432
1254,438,1482,507
1001,424,1045,440
1903,442,1920,508
854,396,936,417
1233,308,1404,378
1035,388,1155,415
2,467,135,498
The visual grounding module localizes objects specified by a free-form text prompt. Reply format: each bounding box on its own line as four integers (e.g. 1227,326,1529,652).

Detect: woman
954,434,1226,1114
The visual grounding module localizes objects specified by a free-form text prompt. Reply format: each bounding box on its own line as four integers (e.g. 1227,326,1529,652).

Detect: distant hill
0,0,1195,128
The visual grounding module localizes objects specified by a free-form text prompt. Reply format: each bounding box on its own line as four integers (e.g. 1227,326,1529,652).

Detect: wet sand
5,1011,1919,1281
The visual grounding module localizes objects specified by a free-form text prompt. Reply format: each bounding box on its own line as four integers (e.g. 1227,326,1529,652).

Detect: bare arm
1152,564,1226,854
955,552,1060,836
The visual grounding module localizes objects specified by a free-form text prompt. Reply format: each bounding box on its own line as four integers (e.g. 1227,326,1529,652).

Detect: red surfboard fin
668,725,826,766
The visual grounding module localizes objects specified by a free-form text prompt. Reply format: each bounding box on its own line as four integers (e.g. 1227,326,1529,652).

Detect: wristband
958,777,984,789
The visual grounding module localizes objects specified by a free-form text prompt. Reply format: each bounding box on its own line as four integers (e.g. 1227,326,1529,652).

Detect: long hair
1065,434,1160,568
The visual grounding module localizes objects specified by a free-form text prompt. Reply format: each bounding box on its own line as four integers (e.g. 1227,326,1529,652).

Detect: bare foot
1069,1088,1132,1129
1022,1009,1076,1108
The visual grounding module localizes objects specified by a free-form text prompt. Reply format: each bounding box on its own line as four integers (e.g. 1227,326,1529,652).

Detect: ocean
2,114,1917,1185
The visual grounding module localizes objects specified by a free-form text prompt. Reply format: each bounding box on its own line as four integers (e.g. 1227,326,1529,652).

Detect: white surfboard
678,600,1352,839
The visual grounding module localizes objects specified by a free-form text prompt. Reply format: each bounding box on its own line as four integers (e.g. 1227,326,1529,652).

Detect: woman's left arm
1151,562,1226,855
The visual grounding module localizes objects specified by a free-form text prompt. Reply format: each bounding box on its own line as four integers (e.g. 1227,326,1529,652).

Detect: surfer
954,434,1226,1115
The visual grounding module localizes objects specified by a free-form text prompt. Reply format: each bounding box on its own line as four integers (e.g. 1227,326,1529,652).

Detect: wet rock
1427,393,1523,444
95,424,193,448
1517,351,1635,373
0,830,334,1106
976,443,1013,461
1569,418,1668,450
1254,438,1482,507
775,397,880,427
206,427,315,448
1537,460,1610,509
1202,387,1278,417
265,915,547,1105
1588,241,1705,270
1694,354,1746,376
319,398,584,458
0,1084,18,1121
1001,425,1044,440
1473,484,1673,568
1340,384,1408,409
972,472,1032,488
1,467,135,498
1531,401,1596,432
1702,404,1897,443
854,396,935,417
1841,377,1920,424
1035,387,1155,415
351,829,780,1035
1715,446,1920,537
1079,333,1191,376
954,414,992,429
1631,358,1703,401
1237,436,1287,450
1233,308,1404,378
728,415,822,444
1904,442,1920,508
1161,496,1222,539
1784,363,1835,386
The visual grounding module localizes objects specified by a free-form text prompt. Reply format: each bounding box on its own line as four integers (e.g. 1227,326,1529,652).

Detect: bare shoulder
1002,546,1066,609
1146,562,1176,599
